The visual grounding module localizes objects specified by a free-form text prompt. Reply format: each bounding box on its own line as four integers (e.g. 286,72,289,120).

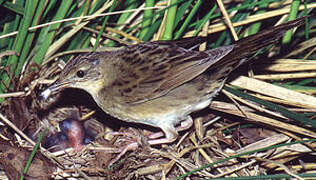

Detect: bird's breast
91,74,225,128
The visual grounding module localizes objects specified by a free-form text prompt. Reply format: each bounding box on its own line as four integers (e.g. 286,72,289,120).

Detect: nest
0,1,315,179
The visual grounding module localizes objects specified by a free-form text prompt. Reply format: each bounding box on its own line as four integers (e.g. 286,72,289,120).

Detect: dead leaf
0,141,55,180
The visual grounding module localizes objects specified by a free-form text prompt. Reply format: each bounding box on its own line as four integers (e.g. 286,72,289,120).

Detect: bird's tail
207,16,306,78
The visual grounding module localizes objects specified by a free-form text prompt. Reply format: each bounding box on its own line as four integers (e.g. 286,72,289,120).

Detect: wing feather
111,41,234,104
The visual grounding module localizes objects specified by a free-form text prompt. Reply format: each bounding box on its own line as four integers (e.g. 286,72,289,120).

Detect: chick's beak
38,80,70,101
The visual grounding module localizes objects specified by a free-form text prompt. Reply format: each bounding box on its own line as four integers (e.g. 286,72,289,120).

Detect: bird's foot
108,141,138,166
108,116,193,165
148,116,193,140
107,129,146,166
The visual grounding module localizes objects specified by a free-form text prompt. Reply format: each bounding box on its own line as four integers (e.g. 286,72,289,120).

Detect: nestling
44,118,94,151
40,17,305,148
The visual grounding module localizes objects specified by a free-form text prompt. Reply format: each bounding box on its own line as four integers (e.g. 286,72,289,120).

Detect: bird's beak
38,80,70,101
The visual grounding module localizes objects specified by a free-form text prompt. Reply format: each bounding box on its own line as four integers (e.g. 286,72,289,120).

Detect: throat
82,80,104,97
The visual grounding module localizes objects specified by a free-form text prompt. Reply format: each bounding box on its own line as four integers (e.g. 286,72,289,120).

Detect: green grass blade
93,0,117,51
282,0,300,44
176,139,316,179
173,0,193,32
209,173,316,180
174,0,201,39
16,0,47,77
139,0,155,40
33,0,74,64
162,0,178,40
193,4,217,36
248,2,268,35
0,0,24,15
224,86,315,128
0,0,37,97
20,128,47,180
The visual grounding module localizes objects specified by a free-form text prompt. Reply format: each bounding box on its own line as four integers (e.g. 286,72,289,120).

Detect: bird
40,17,305,150
59,118,86,151
44,118,94,151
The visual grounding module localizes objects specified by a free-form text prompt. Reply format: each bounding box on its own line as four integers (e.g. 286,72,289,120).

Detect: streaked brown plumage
40,17,305,146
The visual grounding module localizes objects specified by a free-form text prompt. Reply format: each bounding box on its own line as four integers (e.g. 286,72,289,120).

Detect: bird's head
39,53,108,101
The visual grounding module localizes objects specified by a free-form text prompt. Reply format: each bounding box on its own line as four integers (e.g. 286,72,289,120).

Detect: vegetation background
0,0,315,179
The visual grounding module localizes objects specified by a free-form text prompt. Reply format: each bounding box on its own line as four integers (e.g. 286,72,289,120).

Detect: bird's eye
76,70,85,78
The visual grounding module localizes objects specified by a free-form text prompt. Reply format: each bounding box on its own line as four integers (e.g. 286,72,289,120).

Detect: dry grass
0,0,315,179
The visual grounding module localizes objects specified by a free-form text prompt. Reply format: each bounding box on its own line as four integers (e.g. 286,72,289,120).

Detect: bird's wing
111,40,234,104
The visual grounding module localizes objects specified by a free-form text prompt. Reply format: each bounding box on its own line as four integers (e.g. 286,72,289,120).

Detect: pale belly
94,74,225,128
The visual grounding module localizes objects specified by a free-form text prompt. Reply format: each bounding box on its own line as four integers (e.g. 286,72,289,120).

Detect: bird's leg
107,128,145,166
148,116,193,140
147,125,178,145
108,116,193,165
110,131,140,144
177,116,194,131
109,141,139,166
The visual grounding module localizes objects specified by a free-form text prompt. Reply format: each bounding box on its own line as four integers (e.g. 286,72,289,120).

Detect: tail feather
207,17,306,76
232,16,305,58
